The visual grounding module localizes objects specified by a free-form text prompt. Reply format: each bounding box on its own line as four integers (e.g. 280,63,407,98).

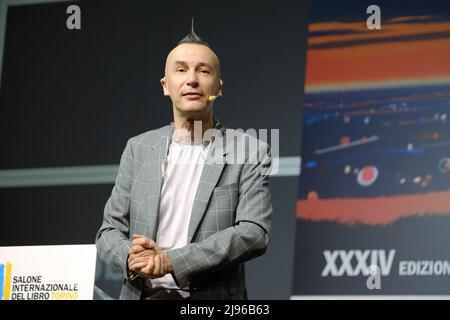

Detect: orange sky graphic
297,190,450,226
306,16,450,90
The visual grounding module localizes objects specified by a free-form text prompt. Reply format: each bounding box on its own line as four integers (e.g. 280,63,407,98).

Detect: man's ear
218,79,223,96
160,77,170,96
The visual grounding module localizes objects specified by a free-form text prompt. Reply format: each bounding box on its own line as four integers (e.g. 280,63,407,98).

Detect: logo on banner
0,260,81,300
0,262,12,300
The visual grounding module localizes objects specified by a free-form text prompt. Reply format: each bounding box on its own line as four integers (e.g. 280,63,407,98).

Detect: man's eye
199,69,210,74
176,68,186,72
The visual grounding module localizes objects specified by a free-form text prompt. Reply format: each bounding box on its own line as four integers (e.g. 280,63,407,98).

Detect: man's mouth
182,92,203,100
183,92,203,97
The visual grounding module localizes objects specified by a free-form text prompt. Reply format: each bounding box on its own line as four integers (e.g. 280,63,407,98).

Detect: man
96,29,273,300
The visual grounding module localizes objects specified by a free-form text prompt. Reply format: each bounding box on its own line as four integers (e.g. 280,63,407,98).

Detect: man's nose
186,71,199,87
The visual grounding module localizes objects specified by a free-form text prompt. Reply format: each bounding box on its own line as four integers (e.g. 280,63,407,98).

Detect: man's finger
128,254,144,266
129,261,148,270
162,254,168,276
132,237,156,249
129,256,149,268
163,255,169,274
129,244,146,254
141,257,155,275
153,255,161,276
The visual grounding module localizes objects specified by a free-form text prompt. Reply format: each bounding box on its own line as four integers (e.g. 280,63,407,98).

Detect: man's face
161,43,223,117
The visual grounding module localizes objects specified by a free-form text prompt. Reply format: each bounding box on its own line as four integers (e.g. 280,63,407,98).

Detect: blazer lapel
142,123,172,238
187,124,227,242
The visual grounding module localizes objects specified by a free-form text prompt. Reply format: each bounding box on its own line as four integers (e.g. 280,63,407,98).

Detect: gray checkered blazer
95,119,273,300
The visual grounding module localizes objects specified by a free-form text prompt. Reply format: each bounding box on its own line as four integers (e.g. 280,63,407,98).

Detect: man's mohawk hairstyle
178,17,210,47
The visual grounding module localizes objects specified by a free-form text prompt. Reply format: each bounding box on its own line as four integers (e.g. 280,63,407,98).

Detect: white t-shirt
149,138,208,292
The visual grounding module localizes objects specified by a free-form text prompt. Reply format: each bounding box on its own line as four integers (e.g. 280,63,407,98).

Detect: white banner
0,244,96,300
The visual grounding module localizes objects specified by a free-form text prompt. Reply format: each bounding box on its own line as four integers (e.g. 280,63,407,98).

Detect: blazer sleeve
95,139,134,278
166,141,273,289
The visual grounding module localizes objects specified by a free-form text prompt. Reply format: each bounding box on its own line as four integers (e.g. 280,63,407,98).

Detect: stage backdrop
293,0,450,297
0,0,308,299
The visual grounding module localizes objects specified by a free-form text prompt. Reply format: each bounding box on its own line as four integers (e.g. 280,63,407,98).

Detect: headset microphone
208,95,218,102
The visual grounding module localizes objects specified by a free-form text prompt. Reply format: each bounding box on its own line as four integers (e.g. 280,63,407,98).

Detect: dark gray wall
0,0,309,299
